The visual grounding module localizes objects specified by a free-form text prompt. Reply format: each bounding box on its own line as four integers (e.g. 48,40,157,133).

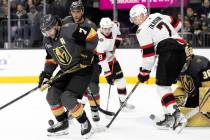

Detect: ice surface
0,84,209,140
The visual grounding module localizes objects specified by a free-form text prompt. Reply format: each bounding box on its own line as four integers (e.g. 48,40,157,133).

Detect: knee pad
199,87,210,112
46,87,62,105
179,107,210,127
60,90,78,110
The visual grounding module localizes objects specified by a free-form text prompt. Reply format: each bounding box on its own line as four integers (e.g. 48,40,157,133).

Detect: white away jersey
136,13,185,71
96,22,121,72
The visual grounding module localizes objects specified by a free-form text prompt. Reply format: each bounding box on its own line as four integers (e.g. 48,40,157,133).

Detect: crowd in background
0,0,210,48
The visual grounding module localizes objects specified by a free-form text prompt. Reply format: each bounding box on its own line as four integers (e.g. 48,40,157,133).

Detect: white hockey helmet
129,4,147,19
100,17,113,29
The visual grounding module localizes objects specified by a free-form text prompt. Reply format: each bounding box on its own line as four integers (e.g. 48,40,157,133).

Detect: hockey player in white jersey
129,4,187,133
96,17,135,110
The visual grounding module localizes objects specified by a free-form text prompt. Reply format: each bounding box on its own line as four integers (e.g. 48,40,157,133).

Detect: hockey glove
38,71,52,88
80,50,94,68
138,67,151,83
105,71,115,85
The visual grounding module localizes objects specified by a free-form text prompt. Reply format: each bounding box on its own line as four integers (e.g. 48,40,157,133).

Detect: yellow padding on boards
180,107,210,127
0,76,156,84
0,76,39,83
100,77,156,84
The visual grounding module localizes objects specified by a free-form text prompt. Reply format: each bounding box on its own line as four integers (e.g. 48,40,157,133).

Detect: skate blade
47,130,69,137
156,125,170,130
173,122,187,134
82,130,94,139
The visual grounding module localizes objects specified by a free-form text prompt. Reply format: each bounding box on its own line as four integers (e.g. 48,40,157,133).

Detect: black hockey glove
105,71,115,85
80,50,94,68
138,67,151,83
38,71,52,88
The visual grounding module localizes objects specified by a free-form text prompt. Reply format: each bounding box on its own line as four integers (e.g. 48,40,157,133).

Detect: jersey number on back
156,21,172,37
203,69,210,80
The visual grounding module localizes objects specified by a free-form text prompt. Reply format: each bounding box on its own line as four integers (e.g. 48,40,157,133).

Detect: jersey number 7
156,21,172,37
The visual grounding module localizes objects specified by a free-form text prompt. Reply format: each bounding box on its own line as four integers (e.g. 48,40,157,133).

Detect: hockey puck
48,119,54,126
149,114,155,120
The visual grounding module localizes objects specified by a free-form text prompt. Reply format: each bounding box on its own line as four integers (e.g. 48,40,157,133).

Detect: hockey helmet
40,14,58,37
185,44,193,60
129,4,147,22
100,17,113,29
70,0,84,11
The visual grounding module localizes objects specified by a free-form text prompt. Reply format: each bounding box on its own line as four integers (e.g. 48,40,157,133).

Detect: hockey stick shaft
87,87,115,116
106,81,140,128
106,58,115,111
0,87,39,110
0,65,82,111
40,65,82,91
185,106,199,119
106,84,111,111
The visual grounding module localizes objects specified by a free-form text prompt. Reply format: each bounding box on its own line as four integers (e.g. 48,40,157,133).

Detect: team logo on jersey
53,46,72,65
180,75,195,95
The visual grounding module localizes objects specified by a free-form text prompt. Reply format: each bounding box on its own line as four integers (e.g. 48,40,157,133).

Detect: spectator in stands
13,3,29,47
185,7,202,47
183,17,194,46
200,0,210,18
27,5,42,47
0,5,8,48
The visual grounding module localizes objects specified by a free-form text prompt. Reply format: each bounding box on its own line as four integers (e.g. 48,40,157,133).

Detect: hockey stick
0,87,39,110
40,65,82,91
106,78,112,112
182,88,210,120
87,87,115,116
185,106,199,119
0,65,82,111
106,81,140,128
106,59,115,112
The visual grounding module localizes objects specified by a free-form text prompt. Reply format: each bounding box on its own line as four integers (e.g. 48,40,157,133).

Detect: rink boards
0,49,209,83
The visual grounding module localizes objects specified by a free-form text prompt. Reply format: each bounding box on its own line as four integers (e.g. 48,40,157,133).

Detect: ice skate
171,110,187,133
47,119,69,136
156,114,174,130
91,111,100,122
81,119,94,139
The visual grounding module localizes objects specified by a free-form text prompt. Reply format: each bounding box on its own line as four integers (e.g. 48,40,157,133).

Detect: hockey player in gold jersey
173,46,210,127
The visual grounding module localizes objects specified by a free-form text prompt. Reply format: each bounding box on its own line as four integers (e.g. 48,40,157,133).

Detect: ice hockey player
173,45,210,127
95,17,135,111
38,14,98,138
129,4,187,133
62,0,101,123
